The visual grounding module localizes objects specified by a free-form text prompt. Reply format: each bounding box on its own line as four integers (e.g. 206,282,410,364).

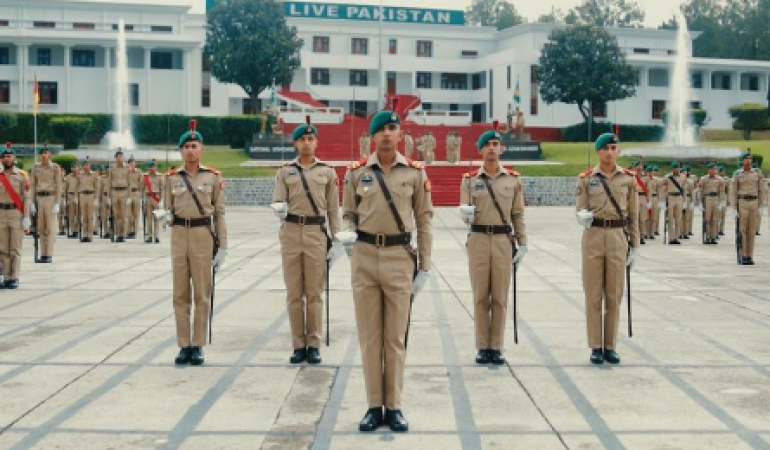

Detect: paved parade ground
1,207,769,449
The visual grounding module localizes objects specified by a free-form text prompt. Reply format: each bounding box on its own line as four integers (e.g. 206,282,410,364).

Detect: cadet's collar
291,157,321,169
177,165,205,174
366,152,409,169
477,165,508,177
591,164,623,176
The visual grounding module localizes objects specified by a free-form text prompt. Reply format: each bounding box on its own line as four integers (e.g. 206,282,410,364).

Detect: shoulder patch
577,168,592,178
348,158,368,170
409,160,424,170
507,167,521,176
164,168,179,176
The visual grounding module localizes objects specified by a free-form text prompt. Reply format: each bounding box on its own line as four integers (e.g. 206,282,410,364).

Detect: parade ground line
1,207,769,449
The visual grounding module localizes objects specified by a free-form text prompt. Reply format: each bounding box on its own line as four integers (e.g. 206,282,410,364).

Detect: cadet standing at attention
29,144,62,263
76,159,100,243
64,165,79,239
127,157,143,239
337,107,433,433
732,152,764,265
575,133,639,365
270,117,340,365
107,150,131,242
459,123,527,366
699,162,725,245
660,161,687,245
0,143,31,289
163,120,227,366
142,160,164,243
718,165,728,236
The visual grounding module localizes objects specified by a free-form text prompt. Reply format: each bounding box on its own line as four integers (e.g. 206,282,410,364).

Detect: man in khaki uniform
76,159,100,243
142,161,164,243
643,165,658,240
576,133,639,365
337,108,433,433
732,152,764,265
271,119,341,365
514,111,526,140
58,166,67,236
718,165,728,236
108,150,132,243
423,131,436,164
445,131,456,163
630,161,648,245
359,132,371,158
682,165,696,239
459,126,527,366
404,130,414,159
0,143,31,289
659,161,687,245
98,166,110,238
29,144,62,263
127,157,143,239
64,166,79,239
700,162,725,245
163,120,227,366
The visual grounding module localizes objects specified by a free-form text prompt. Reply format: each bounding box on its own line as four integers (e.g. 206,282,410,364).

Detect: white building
2,0,769,131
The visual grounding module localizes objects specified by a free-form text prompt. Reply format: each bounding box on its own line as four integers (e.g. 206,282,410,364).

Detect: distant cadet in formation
0,143,31,289
718,165,728,236
142,160,164,243
699,162,725,245
76,159,100,243
660,161,687,245
682,164,696,239
127,157,143,239
359,131,371,159
64,165,79,239
107,150,132,242
732,152,764,265
643,165,658,240
630,161,648,244
29,143,61,263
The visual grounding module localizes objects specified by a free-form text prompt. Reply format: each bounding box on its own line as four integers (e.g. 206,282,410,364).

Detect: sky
117,0,685,28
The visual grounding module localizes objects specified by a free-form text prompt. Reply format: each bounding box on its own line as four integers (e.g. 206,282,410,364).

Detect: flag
513,75,520,104
33,76,40,115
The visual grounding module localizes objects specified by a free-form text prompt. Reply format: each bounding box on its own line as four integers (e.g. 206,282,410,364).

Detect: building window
416,72,432,89
441,73,468,90
0,48,8,65
313,36,329,53
202,87,211,108
530,65,539,116
311,68,330,86
37,48,51,66
0,20,9,27
73,22,95,30
389,39,397,55
652,100,666,120
0,81,9,103
351,38,368,55
130,83,139,106
711,72,732,90
350,70,368,87
690,101,702,109
648,69,669,87
72,49,96,67
39,82,58,104
633,69,641,86
740,73,760,91
691,72,703,89
151,25,173,33
112,24,134,31
33,21,55,28
151,52,173,69
507,66,511,89
416,40,433,57
461,50,478,58
592,101,607,118
633,48,649,54
472,72,486,90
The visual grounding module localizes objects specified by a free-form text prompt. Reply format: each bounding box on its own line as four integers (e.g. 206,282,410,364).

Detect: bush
728,103,768,140
561,121,664,142
52,154,78,172
221,116,260,148
0,111,17,136
660,109,710,129
50,116,92,149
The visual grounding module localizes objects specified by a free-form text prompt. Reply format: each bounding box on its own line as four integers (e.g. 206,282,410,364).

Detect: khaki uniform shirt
731,168,764,205
142,172,164,203
459,165,527,246
108,163,130,192
76,171,100,194
0,167,31,216
645,174,658,203
576,165,640,248
65,174,78,200
129,169,143,197
699,175,726,203
164,166,227,249
659,172,688,198
342,152,433,270
272,157,341,236
30,162,62,199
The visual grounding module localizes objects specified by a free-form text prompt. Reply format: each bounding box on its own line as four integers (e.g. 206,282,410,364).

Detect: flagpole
33,74,38,164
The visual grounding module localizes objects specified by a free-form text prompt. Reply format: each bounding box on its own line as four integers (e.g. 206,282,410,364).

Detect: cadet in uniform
64,166,79,239
164,120,227,365
76,159,100,243
127,157,143,239
58,166,67,236
630,161,648,244
643,165,658,240
338,108,433,433
732,152,764,265
108,150,132,242
99,165,111,238
660,161,687,244
459,125,527,365
682,165,695,239
142,161,164,243
699,162,725,245
718,165,728,236
575,133,639,364
404,130,414,159
423,131,436,164
29,144,62,263
271,118,341,365
0,143,31,288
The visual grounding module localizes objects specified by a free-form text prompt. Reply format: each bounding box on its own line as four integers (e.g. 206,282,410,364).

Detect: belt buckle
375,233,386,247
298,215,307,225
486,225,494,235
604,219,611,229
184,217,192,228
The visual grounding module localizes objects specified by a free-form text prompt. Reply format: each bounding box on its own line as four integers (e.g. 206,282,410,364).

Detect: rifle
142,194,147,241
512,261,518,345
32,199,39,262
78,191,82,239
735,197,742,264
702,205,707,244
626,262,633,337
109,200,115,243
663,204,668,244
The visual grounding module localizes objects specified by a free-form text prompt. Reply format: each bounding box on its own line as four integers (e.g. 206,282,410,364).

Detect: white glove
411,269,431,295
93,199,99,207
335,230,357,256
760,207,765,217
126,198,132,206
72,197,78,205
22,217,31,230
52,203,60,214
646,201,652,209
327,240,344,264
734,208,739,218
626,248,638,271
682,201,689,209
107,198,112,206
700,203,705,212
658,201,666,210
459,205,476,225
576,209,594,229
30,202,37,215
153,209,172,223
159,201,165,210
717,202,725,211
212,248,227,272
512,244,528,265
690,202,696,210
269,201,288,220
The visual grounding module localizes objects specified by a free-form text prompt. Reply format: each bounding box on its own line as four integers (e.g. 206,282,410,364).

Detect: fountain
104,19,136,150
623,10,740,160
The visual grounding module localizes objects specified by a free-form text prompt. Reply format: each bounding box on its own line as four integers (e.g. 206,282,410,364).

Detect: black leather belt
37,191,53,196
638,192,646,196
668,193,682,196
112,186,128,191
80,190,95,195
172,216,211,227
470,224,512,234
706,193,719,197
738,195,758,200
591,218,627,228
131,188,139,192
0,203,16,210
651,194,658,197
357,231,411,247
285,213,325,225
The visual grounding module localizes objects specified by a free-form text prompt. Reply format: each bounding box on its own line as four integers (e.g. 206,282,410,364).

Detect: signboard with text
245,138,297,160
499,140,543,161
284,2,465,26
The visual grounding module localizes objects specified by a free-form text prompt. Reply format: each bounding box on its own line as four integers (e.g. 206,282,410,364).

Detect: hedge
561,121,665,142
50,116,92,149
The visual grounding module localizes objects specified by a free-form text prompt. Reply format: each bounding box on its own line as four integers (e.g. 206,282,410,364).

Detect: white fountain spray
663,10,696,147
105,19,136,150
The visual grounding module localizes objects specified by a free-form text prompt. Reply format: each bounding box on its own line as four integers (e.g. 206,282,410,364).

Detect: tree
204,0,303,113
536,8,566,24
538,26,637,122
729,103,769,140
50,117,91,149
465,0,525,30
565,0,645,28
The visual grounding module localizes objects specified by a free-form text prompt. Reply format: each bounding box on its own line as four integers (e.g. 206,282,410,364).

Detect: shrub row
561,121,665,143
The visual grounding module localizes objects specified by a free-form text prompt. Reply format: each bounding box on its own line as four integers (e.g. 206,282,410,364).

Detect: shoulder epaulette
463,169,478,178
347,157,368,170
577,168,592,178
164,168,179,176
507,167,521,176
404,157,424,170
623,168,634,176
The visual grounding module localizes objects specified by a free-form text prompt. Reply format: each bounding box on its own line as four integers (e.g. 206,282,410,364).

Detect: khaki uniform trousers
171,225,215,348
0,209,23,280
79,194,96,237
684,198,694,234
111,190,129,238
144,197,160,239
36,195,56,256
582,227,627,350
352,241,415,410
424,147,435,164
738,199,759,257
719,204,726,234
467,233,513,350
652,199,661,235
100,198,110,235
129,191,141,234
59,194,67,230
279,222,327,349
67,195,78,233
704,198,720,240
636,195,647,238
666,196,684,240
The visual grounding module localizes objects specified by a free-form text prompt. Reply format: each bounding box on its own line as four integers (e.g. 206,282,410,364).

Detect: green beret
644,165,652,172
369,110,400,136
477,130,502,149
81,159,91,165
594,133,618,151
739,152,752,160
752,162,758,169
40,145,50,153
706,162,716,169
114,149,124,157
292,123,318,142
2,142,14,156
629,160,641,169
717,165,724,171
147,160,156,168
652,166,659,171
670,160,680,168
683,164,691,171
178,119,204,148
